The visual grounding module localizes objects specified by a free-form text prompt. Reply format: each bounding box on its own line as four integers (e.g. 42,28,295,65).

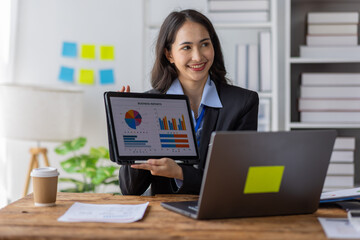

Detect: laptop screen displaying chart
109,95,197,157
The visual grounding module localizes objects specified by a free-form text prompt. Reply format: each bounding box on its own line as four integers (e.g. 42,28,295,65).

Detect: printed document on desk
58,202,149,223
320,188,360,203
318,218,360,239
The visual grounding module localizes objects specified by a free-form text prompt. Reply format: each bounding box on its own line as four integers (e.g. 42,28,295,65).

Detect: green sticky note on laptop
244,166,285,194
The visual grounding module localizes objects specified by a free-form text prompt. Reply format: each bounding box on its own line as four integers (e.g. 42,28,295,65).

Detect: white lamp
0,83,83,196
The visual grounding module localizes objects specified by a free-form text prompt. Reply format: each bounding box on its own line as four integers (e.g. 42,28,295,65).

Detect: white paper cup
31,167,59,207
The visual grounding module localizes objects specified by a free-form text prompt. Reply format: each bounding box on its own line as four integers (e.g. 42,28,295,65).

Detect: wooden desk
0,192,346,239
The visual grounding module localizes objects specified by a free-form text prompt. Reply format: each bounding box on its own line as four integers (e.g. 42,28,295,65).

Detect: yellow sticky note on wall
100,45,115,60
243,166,285,194
81,45,96,59
79,69,95,85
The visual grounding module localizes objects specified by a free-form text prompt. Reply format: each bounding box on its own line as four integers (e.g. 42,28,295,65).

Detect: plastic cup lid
30,167,59,177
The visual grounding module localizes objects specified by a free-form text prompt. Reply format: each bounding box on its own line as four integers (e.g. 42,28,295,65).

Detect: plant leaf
59,178,86,192
60,188,81,193
60,156,83,173
103,179,119,185
60,154,98,174
54,141,73,155
84,166,97,178
92,166,117,185
70,137,87,151
90,147,109,159
82,183,95,192
59,179,95,193
60,178,84,189
79,154,98,172
59,178,83,184
54,137,86,155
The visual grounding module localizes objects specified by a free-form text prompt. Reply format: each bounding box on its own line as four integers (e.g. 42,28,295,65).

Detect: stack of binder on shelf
207,0,269,23
323,137,356,192
300,12,360,58
235,32,271,92
299,73,360,123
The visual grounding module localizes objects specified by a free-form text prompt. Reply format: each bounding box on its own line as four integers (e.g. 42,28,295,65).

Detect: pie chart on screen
125,110,142,129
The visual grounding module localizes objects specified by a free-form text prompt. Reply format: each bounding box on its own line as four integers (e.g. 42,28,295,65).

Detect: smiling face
165,20,214,87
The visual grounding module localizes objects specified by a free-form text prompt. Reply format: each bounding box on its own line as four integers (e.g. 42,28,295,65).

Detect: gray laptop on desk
161,130,336,219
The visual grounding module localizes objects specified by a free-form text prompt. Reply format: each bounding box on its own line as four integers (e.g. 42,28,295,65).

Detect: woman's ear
165,49,174,64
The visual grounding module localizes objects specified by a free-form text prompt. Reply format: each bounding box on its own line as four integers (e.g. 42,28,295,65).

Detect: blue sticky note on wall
62,42,77,58
100,69,115,84
59,66,74,83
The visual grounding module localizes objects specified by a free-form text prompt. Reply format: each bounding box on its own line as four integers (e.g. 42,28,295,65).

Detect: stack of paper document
320,188,360,203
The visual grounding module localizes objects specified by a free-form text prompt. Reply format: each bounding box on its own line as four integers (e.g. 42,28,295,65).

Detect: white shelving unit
290,58,360,64
284,0,360,186
143,0,279,131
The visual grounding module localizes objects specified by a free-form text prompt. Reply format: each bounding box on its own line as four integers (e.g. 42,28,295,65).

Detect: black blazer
119,83,259,195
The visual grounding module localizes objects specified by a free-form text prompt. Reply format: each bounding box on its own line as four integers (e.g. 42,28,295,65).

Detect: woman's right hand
119,85,131,92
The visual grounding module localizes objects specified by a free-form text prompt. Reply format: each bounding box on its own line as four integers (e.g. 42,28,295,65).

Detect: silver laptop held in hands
161,130,336,219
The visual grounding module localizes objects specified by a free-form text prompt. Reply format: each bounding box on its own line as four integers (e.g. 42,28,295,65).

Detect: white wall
4,0,145,203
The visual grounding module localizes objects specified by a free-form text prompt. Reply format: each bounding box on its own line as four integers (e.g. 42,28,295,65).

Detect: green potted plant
54,137,119,193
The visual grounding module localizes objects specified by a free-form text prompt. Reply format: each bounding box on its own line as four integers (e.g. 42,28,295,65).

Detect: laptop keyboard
188,205,199,212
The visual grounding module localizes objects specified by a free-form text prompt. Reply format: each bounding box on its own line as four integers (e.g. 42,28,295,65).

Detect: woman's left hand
131,158,183,180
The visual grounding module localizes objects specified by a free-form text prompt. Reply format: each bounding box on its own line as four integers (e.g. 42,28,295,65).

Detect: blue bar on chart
123,135,151,148
159,134,189,148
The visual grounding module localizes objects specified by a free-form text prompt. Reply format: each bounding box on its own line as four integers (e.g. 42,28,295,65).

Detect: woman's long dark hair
151,9,228,93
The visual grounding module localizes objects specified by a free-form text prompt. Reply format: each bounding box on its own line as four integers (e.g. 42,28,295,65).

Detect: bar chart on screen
159,134,190,149
158,115,187,131
122,134,153,154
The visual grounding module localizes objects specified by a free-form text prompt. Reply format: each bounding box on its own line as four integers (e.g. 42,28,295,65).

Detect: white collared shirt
166,76,223,124
166,77,223,188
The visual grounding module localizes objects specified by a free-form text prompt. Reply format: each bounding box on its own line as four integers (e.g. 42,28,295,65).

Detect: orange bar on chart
164,117,169,130
172,119,177,130
173,134,187,138
181,115,186,130
175,144,190,148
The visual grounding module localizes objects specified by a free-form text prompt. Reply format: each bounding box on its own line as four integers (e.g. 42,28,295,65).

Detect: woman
119,9,258,195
